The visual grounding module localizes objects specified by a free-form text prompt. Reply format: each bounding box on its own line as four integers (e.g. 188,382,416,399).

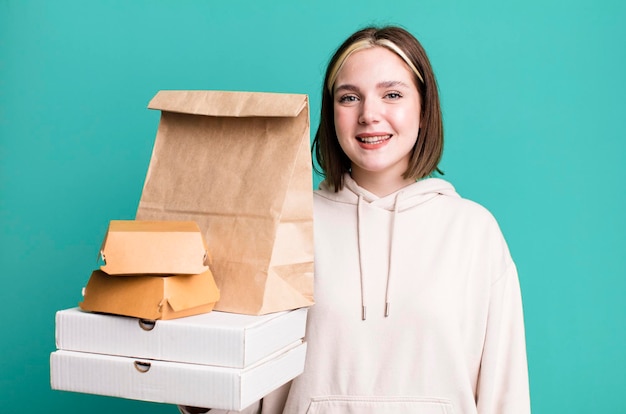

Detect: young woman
182,25,530,414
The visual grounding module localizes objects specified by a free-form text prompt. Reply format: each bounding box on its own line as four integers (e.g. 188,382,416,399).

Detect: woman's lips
356,134,393,145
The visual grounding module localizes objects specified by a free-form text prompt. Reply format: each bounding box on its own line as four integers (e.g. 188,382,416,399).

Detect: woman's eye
338,95,358,103
385,92,403,100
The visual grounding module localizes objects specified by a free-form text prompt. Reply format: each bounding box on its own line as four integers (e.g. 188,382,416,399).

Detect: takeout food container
51,307,308,410
79,269,220,320
99,220,209,276
79,219,219,320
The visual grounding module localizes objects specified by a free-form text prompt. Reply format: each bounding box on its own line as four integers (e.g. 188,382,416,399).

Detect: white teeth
357,135,391,144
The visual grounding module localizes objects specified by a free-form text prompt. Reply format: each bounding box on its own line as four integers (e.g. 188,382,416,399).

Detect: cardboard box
50,340,306,411
100,220,209,275
56,307,307,368
79,270,220,320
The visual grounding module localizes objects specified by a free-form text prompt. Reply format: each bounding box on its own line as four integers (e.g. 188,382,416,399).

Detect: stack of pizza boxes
50,219,308,410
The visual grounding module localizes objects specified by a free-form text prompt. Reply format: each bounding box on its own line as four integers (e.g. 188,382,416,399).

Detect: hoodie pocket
305,395,455,414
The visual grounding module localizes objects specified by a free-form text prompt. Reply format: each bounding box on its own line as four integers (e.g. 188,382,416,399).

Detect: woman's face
333,46,421,194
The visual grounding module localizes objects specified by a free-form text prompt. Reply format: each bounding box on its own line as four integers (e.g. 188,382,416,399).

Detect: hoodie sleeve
476,262,531,414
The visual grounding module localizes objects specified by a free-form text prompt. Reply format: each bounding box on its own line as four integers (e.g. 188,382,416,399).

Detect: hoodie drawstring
357,194,367,320
385,191,402,318
356,191,403,321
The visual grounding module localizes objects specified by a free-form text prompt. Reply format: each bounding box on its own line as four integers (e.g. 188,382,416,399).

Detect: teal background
1,0,624,412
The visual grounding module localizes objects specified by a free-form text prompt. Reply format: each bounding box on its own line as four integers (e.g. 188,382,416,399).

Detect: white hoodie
201,175,530,414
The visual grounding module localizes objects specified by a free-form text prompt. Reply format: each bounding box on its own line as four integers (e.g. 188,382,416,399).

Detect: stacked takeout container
51,305,307,410
80,219,220,320
50,90,314,411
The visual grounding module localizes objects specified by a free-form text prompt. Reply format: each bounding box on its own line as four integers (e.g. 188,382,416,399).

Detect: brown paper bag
135,90,314,315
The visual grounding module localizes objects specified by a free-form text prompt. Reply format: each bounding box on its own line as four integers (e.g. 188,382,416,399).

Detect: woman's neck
350,169,416,197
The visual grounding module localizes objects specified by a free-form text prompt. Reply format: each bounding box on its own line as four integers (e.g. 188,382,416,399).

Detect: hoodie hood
317,174,461,320
318,173,460,210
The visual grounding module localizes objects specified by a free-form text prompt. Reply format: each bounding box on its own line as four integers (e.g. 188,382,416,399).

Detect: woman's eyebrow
377,80,411,89
334,84,359,93
334,80,411,94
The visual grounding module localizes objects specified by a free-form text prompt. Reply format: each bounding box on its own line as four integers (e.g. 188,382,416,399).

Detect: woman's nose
358,98,381,125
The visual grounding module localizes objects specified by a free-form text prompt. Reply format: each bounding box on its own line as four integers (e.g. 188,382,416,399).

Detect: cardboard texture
100,220,209,275
136,90,314,315
55,307,308,368
50,341,307,411
79,270,220,320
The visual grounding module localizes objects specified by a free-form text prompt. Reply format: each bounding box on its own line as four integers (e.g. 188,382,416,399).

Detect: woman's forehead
334,47,417,88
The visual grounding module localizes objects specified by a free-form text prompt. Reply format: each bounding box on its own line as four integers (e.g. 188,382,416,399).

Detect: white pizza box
55,307,307,368
50,340,306,411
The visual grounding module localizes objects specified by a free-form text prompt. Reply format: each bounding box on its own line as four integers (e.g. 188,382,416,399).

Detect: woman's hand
178,406,210,414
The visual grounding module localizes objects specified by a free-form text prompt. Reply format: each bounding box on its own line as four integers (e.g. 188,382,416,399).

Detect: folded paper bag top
147,89,308,117
136,90,315,315
99,220,209,276
79,269,220,320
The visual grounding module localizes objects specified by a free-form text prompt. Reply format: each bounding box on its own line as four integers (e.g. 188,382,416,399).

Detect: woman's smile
356,132,393,146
